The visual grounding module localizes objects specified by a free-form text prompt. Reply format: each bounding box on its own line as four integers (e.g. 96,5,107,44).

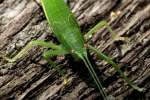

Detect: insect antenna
80,54,108,100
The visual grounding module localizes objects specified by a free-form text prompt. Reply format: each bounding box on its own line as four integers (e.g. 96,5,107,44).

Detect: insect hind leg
0,40,62,63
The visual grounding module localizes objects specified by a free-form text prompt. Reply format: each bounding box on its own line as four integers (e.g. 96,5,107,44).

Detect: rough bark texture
0,0,150,100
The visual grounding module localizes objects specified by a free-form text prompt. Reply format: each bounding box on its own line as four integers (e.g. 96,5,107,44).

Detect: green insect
0,0,144,99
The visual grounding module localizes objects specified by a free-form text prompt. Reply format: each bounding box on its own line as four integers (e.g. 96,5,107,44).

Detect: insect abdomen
41,0,86,55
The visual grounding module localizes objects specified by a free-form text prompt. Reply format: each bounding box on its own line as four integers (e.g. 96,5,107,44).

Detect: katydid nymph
0,0,144,99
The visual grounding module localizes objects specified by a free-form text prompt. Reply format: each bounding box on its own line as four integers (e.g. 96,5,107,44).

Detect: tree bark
0,0,149,100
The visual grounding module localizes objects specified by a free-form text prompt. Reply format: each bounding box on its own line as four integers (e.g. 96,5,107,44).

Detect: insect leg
87,44,144,92
43,48,68,59
84,20,126,42
0,40,62,63
43,49,69,83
